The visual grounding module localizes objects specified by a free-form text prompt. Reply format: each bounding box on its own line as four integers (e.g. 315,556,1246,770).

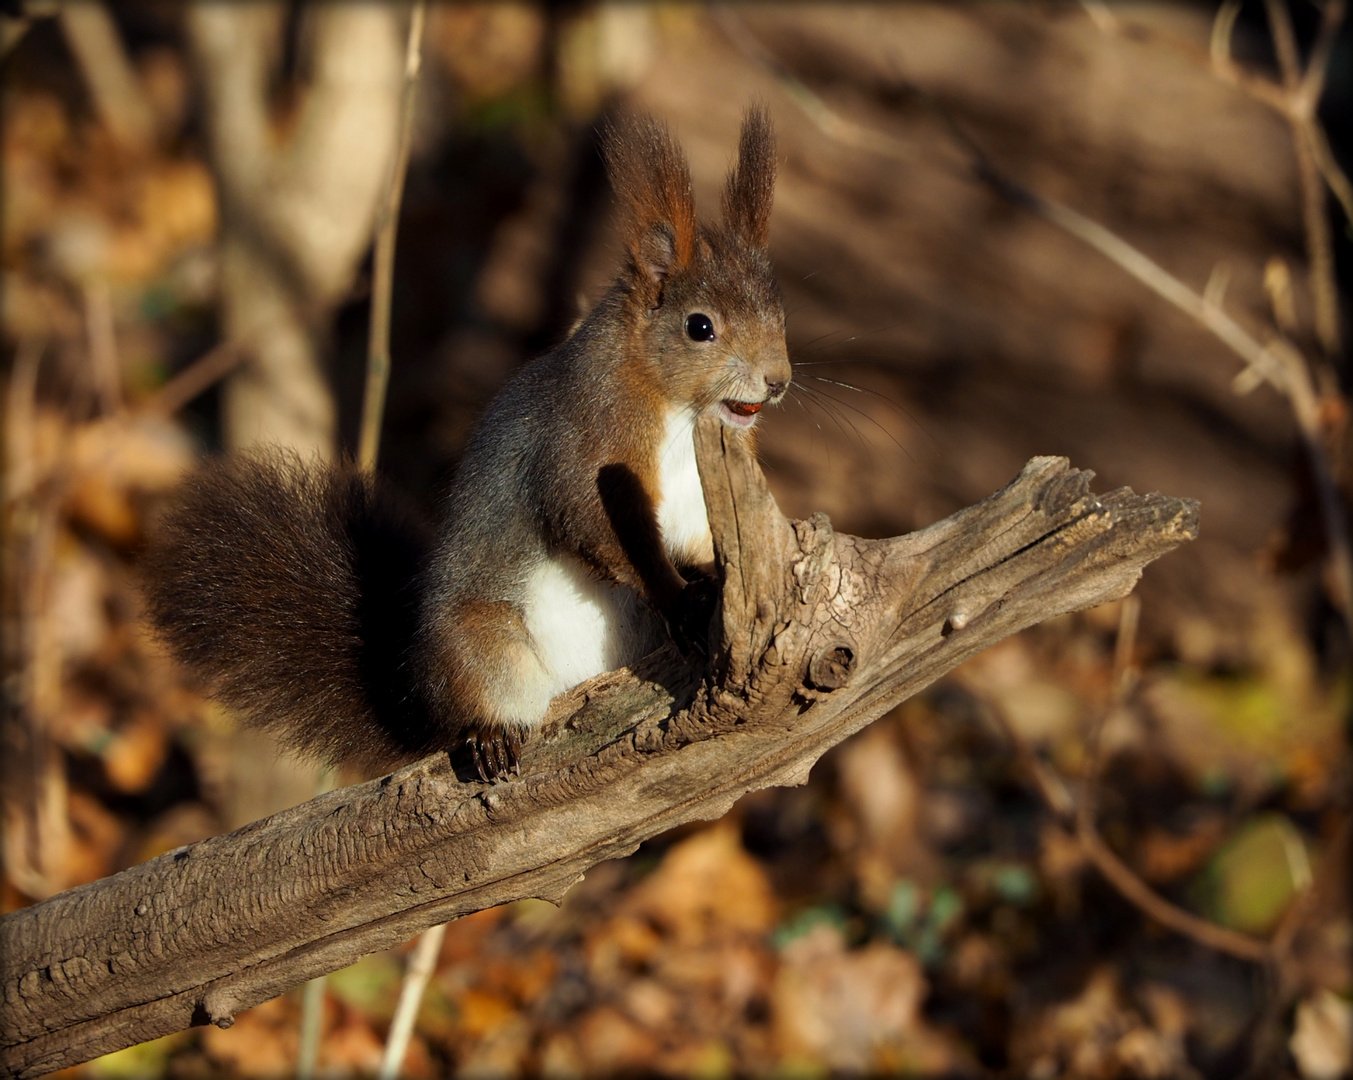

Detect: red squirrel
145,107,790,780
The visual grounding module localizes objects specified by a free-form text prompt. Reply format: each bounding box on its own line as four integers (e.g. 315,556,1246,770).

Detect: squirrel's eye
685,313,716,342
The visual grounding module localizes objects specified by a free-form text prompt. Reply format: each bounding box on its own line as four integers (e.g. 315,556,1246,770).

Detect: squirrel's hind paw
467,724,525,781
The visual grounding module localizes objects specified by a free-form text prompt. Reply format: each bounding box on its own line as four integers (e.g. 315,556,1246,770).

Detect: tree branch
0,422,1197,1077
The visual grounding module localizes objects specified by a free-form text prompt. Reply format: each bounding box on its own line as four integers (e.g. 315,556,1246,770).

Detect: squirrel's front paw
466,723,525,781
667,575,719,659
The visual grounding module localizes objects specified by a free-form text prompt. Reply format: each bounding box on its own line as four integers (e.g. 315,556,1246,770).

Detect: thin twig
357,1,426,473
1080,596,1139,800
710,9,927,165
1073,823,1273,963
982,701,1076,819
1211,0,1347,353
1210,1,1291,113
1260,0,1342,356
295,766,337,1080
378,922,446,1080
980,685,1271,964
1296,0,1346,116
715,10,1353,626
1263,0,1305,91
1272,812,1349,963
294,975,325,1080
137,299,344,420
717,12,1283,386
139,341,247,417
1074,598,1271,964
1210,2,1353,230
986,598,1334,974
1305,119,1353,231
1092,1,1352,235
349,11,445,1070
56,1,155,151
83,279,121,416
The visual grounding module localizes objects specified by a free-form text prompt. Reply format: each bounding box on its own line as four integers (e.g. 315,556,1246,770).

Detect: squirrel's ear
722,104,776,249
603,113,696,294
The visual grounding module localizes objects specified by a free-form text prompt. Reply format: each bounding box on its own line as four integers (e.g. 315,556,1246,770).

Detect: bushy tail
142,452,440,773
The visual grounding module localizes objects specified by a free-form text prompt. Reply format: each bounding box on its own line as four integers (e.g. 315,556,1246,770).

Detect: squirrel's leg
423,599,552,780
427,561,664,779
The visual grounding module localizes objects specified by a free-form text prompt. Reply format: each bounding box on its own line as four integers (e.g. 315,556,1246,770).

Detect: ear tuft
722,104,776,249
603,113,696,288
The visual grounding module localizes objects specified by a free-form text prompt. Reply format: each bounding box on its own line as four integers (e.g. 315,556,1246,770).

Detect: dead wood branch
0,421,1197,1077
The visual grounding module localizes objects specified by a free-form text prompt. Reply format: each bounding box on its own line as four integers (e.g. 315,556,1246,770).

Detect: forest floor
2,4,1349,1078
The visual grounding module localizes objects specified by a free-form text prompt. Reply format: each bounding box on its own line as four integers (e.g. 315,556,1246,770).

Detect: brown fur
145,107,789,780
603,113,697,291
143,454,438,773
723,104,776,248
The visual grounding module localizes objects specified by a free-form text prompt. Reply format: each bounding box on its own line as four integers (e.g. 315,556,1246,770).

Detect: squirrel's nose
765,378,788,401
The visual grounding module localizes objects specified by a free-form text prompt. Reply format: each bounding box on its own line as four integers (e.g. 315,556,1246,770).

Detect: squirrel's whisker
789,384,863,449
795,381,914,461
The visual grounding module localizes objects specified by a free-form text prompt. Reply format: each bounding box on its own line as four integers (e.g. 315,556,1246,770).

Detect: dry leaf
625,821,778,941
772,924,946,1072
1291,990,1353,1080
575,1005,660,1075
102,711,169,794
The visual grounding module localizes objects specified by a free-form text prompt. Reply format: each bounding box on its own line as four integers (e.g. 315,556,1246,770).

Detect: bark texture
0,418,1198,1077
187,2,403,457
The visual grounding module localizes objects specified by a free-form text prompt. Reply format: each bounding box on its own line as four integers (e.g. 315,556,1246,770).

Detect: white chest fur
655,408,714,568
504,410,712,728
513,554,662,726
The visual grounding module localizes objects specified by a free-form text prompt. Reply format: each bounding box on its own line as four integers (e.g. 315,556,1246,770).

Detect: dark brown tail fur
142,453,441,774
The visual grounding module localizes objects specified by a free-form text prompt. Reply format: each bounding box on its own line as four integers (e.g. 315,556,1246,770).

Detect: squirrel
143,107,790,781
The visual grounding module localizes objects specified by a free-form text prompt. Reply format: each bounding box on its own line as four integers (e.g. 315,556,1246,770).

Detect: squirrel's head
604,106,790,430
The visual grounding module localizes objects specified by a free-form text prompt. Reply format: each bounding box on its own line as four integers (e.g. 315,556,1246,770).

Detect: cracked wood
0,416,1198,1078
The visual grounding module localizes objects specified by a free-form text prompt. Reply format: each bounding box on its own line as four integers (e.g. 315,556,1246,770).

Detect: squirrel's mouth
719,399,763,429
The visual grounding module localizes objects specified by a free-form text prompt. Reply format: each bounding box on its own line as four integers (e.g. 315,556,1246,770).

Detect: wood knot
807,641,856,691
200,987,236,1029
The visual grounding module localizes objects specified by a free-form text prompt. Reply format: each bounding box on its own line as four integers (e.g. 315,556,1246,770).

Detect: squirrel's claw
467,724,525,782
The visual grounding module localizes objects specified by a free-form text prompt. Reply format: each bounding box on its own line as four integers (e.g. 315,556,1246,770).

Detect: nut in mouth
719,399,763,428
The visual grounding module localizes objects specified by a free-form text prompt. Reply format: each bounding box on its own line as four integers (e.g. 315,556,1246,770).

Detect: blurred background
2,2,1350,1077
